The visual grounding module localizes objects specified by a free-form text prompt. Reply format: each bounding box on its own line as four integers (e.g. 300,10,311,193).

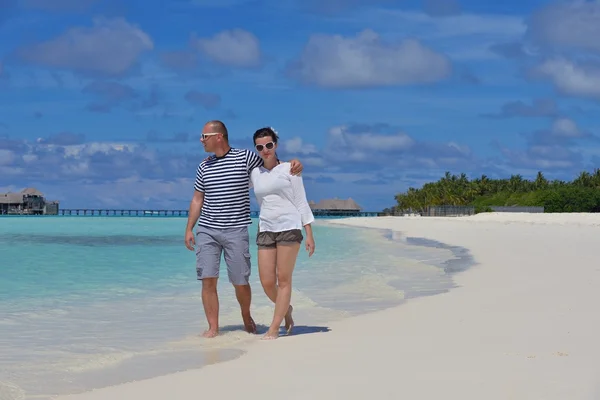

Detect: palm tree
393,169,600,213
534,171,549,190
574,171,593,187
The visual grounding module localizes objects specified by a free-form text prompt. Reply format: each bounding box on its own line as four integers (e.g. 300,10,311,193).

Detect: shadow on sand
219,323,331,337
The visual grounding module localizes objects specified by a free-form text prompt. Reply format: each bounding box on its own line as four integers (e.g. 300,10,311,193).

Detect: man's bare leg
201,278,219,338
234,283,256,333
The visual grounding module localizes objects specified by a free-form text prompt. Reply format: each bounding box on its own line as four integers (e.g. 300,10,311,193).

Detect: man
184,120,303,338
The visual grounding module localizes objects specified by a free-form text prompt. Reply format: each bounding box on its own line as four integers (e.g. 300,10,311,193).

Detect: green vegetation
392,170,600,213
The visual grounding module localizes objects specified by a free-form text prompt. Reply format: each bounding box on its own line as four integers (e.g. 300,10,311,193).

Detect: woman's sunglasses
255,142,275,152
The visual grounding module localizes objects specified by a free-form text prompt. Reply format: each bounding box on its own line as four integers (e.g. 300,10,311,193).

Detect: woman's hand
305,235,315,257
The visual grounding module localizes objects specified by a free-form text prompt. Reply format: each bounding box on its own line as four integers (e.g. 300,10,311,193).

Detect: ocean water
0,216,471,400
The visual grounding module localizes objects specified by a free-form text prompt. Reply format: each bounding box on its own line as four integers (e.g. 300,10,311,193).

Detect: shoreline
53,213,600,399
342,222,477,275
4,219,460,400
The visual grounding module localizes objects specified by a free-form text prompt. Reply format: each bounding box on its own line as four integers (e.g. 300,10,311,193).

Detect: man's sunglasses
255,142,275,152
201,132,220,140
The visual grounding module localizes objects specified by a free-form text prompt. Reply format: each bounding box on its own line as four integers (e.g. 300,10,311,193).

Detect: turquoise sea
0,216,470,400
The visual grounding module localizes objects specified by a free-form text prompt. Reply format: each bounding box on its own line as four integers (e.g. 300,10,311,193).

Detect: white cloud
328,125,415,151
533,58,600,100
524,1,600,101
300,124,478,173
347,9,526,62
367,9,526,39
17,17,153,77
35,141,139,158
528,0,600,54
22,154,37,163
500,144,582,170
446,142,472,156
0,149,15,165
551,117,582,138
497,115,593,171
0,136,201,186
60,161,90,177
193,29,262,68
0,167,25,177
324,124,416,163
282,137,319,155
65,177,195,208
302,157,326,167
287,29,451,88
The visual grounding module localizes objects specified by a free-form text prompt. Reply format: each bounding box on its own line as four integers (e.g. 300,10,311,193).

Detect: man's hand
184,230,196,251
289,159,303,176
185,191,204,251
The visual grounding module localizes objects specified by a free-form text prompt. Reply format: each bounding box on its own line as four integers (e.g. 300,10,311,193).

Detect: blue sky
1,0,599,210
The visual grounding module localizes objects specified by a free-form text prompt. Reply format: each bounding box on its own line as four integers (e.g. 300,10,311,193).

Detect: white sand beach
54,213,600,400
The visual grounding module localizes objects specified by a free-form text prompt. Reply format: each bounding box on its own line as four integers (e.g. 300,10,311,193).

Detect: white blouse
250,162,315,232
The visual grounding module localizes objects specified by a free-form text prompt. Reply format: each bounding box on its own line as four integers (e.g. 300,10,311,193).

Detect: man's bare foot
202,329,218,338
262,330,279,340
284,305,294,335
242,314,257,334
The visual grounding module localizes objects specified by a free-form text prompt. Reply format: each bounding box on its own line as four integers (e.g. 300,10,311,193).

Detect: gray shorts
256,229,303,248
195,225,251,285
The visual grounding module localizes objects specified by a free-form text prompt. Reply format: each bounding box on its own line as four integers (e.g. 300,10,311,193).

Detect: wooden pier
56,209,382,217
58,209,189,216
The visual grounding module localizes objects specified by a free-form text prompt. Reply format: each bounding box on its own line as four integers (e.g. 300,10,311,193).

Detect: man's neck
213,145,231,158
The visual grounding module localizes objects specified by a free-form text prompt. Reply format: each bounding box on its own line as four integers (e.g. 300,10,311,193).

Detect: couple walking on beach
184,120,316,340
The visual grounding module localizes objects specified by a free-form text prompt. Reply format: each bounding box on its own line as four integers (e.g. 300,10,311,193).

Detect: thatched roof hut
0,193,24,204
309,197,362,211
22,188,44,197
0,188,45,204
0,187,58,215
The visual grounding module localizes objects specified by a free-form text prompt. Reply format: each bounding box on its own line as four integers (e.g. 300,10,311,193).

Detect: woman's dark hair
253,127,279,144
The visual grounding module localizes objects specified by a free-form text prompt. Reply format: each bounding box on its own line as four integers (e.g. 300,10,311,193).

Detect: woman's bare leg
258,246,294,337
264,242,300,339
258,247,277,303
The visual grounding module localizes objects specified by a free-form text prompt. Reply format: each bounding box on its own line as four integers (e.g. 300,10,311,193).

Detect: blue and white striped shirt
194,148,263,229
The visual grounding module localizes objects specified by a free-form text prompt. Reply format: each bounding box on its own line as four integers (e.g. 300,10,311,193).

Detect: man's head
201,120,229,153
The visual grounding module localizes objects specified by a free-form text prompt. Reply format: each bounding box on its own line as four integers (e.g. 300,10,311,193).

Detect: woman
250,127,315,340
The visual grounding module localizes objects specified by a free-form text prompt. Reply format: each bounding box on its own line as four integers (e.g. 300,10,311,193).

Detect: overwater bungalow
0,188,59,215
309,197,362,215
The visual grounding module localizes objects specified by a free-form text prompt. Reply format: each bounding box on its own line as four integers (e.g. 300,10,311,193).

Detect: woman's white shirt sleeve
289,173,314,226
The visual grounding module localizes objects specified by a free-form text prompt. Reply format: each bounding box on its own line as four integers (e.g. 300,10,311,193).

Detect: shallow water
0,216,472,399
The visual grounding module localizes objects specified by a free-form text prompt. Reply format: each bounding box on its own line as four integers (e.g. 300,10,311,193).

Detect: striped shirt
194,148,263,229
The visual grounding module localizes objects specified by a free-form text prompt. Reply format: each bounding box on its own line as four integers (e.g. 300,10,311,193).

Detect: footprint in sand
0,381,25,400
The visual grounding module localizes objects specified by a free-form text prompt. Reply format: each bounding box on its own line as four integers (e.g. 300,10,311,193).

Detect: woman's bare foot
262,330,279,340
202,329,218,338
284,305,294,335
